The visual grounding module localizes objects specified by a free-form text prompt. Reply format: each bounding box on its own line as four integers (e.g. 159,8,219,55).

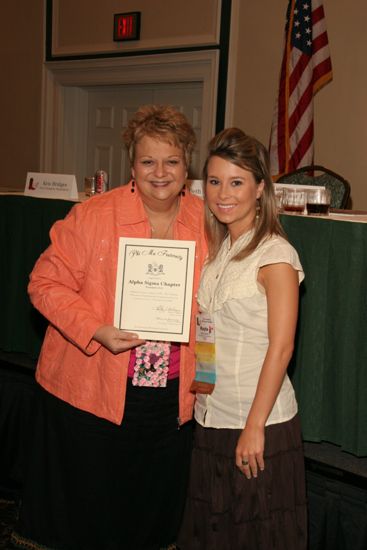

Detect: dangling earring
256,182,264,219
256,198,261,219
131,179,135,193
181,184,186,197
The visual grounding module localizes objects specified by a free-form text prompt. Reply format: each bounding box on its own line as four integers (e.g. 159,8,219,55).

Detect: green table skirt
1,196,367,456
281,214,367,456
0,195,75,360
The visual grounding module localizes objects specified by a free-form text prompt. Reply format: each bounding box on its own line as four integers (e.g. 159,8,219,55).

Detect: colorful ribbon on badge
194,313,216,385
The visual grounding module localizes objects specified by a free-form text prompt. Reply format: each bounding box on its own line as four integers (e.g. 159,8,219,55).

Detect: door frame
40,50,219,188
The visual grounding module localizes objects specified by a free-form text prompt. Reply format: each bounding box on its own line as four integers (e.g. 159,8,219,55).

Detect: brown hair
123,104,196,168
203,127,286,262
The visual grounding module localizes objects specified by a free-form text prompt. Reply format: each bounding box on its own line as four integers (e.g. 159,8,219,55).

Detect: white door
86,82,203,188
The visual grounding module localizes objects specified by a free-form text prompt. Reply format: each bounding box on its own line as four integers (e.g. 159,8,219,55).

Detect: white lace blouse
194,231,304,429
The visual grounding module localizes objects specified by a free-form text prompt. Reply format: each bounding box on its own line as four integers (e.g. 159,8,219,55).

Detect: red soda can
94,170,109,193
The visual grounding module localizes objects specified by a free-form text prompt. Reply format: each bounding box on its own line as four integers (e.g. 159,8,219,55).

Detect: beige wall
53,0,219,55
0,1,44,191
316,0,367,209
1,0,367,208
232,0,367,209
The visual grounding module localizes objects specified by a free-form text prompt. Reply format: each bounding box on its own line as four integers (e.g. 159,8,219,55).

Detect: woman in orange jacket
13,105,207,550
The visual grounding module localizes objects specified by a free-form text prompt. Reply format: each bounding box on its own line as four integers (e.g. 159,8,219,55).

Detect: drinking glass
306,188,331,216
282,189,306,214
84,176,95,197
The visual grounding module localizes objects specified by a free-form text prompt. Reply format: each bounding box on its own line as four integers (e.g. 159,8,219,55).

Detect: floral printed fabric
132,342,171,387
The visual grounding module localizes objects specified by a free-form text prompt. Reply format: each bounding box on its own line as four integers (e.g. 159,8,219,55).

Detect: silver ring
241,458,249,466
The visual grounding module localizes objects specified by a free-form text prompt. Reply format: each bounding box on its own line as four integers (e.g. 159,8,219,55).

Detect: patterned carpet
0,498,17,549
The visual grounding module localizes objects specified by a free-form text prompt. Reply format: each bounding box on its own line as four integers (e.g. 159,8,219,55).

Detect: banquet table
280,212,367,457
1,193,367,456
0,194,76,362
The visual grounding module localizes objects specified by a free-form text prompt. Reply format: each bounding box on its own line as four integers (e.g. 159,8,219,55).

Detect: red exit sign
113,12,141,42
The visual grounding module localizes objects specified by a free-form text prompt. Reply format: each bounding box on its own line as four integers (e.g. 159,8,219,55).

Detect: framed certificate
114,238,196,342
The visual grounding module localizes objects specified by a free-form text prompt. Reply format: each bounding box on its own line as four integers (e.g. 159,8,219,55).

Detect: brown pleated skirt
178,414,307,550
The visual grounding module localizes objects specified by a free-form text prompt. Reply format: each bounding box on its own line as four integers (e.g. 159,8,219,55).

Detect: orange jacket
28,184,207,425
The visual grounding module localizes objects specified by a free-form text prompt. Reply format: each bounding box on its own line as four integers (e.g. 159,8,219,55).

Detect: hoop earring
131,179,135,193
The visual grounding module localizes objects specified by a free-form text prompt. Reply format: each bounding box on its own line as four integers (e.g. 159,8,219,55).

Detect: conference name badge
194,312,216,385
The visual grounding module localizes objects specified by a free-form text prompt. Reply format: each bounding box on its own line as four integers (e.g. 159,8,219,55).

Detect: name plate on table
24,172,78,200
188,179,204,199
275,182,325,192
114,238,196,342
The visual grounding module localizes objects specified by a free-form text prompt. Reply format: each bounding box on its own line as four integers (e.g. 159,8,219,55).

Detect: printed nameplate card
24,172,78,200
188,179,204,199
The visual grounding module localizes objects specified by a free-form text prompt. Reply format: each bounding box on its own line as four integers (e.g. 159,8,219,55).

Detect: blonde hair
123,104,196,168
203,127,286,262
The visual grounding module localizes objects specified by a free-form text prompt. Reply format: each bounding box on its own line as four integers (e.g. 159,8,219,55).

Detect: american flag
269,0,333,178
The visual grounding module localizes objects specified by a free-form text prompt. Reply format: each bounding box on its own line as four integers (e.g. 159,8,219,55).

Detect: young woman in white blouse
179,128,307,549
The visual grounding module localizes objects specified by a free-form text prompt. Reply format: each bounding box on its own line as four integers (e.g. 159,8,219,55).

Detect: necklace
148,200,180,239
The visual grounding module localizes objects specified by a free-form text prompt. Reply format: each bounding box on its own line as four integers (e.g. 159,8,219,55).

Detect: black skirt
178,414,307,550
13,378,192,550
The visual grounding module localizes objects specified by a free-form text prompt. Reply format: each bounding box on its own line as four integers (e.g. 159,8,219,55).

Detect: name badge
194,313,216,384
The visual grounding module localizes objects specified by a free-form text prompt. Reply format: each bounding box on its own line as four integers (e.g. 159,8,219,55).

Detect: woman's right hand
93,325,145,354
235,423,265,479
